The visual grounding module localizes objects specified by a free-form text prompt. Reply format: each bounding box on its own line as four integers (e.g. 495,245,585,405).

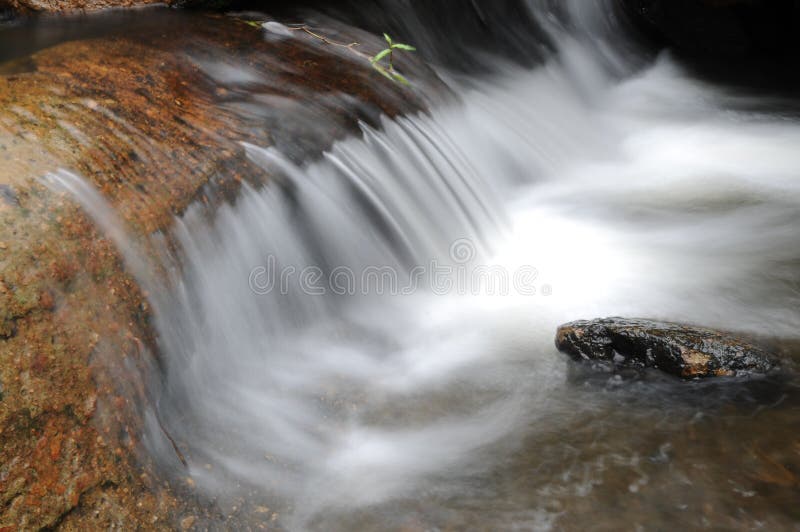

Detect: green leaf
371,48,392,64
384,33,393,46
244,20,263,28
391,43,416,52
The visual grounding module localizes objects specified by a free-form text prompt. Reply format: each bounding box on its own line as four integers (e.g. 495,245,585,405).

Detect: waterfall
46,1,800,529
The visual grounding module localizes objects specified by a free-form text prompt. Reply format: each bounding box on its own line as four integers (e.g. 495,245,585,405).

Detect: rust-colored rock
555,317,777,379
3,0,209,14
0,11,440,529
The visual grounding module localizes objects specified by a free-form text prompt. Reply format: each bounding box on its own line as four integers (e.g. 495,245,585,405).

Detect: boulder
555,317,777,379
0,12,440,529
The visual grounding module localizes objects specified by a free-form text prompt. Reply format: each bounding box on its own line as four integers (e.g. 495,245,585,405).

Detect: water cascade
39,1,800,529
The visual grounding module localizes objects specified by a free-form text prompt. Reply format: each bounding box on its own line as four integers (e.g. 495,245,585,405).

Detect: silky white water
47,1,800,529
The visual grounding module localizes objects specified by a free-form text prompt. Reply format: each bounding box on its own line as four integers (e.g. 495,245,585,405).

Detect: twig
286,24,371,60
280,24,414,85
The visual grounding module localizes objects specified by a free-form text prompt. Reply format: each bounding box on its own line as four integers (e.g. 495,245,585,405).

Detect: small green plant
370,34,416,85
245,21,416,86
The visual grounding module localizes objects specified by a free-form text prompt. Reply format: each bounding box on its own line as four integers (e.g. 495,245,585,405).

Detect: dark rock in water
555,317,777,379
0,4,14,23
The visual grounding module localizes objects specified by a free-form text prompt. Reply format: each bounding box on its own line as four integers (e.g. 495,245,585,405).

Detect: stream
22,0,800,529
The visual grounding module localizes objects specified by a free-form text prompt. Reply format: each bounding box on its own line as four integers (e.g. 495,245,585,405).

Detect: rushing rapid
48,1,800,530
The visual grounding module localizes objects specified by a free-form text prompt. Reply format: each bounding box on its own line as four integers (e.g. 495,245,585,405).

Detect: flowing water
35,0,800,529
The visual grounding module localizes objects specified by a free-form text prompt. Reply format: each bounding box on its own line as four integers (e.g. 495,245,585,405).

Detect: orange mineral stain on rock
680,348,712,377
752,448,798,488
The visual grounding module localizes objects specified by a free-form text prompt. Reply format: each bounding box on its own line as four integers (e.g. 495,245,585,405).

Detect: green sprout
244,21,417,86
370,33,416,85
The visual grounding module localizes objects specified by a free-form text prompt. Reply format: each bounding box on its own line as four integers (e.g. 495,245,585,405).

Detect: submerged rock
555,317,777,379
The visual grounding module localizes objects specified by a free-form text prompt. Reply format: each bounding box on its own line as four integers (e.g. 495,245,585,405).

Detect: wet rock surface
0,9,440,529
2,0,218,14
556,317,777,379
